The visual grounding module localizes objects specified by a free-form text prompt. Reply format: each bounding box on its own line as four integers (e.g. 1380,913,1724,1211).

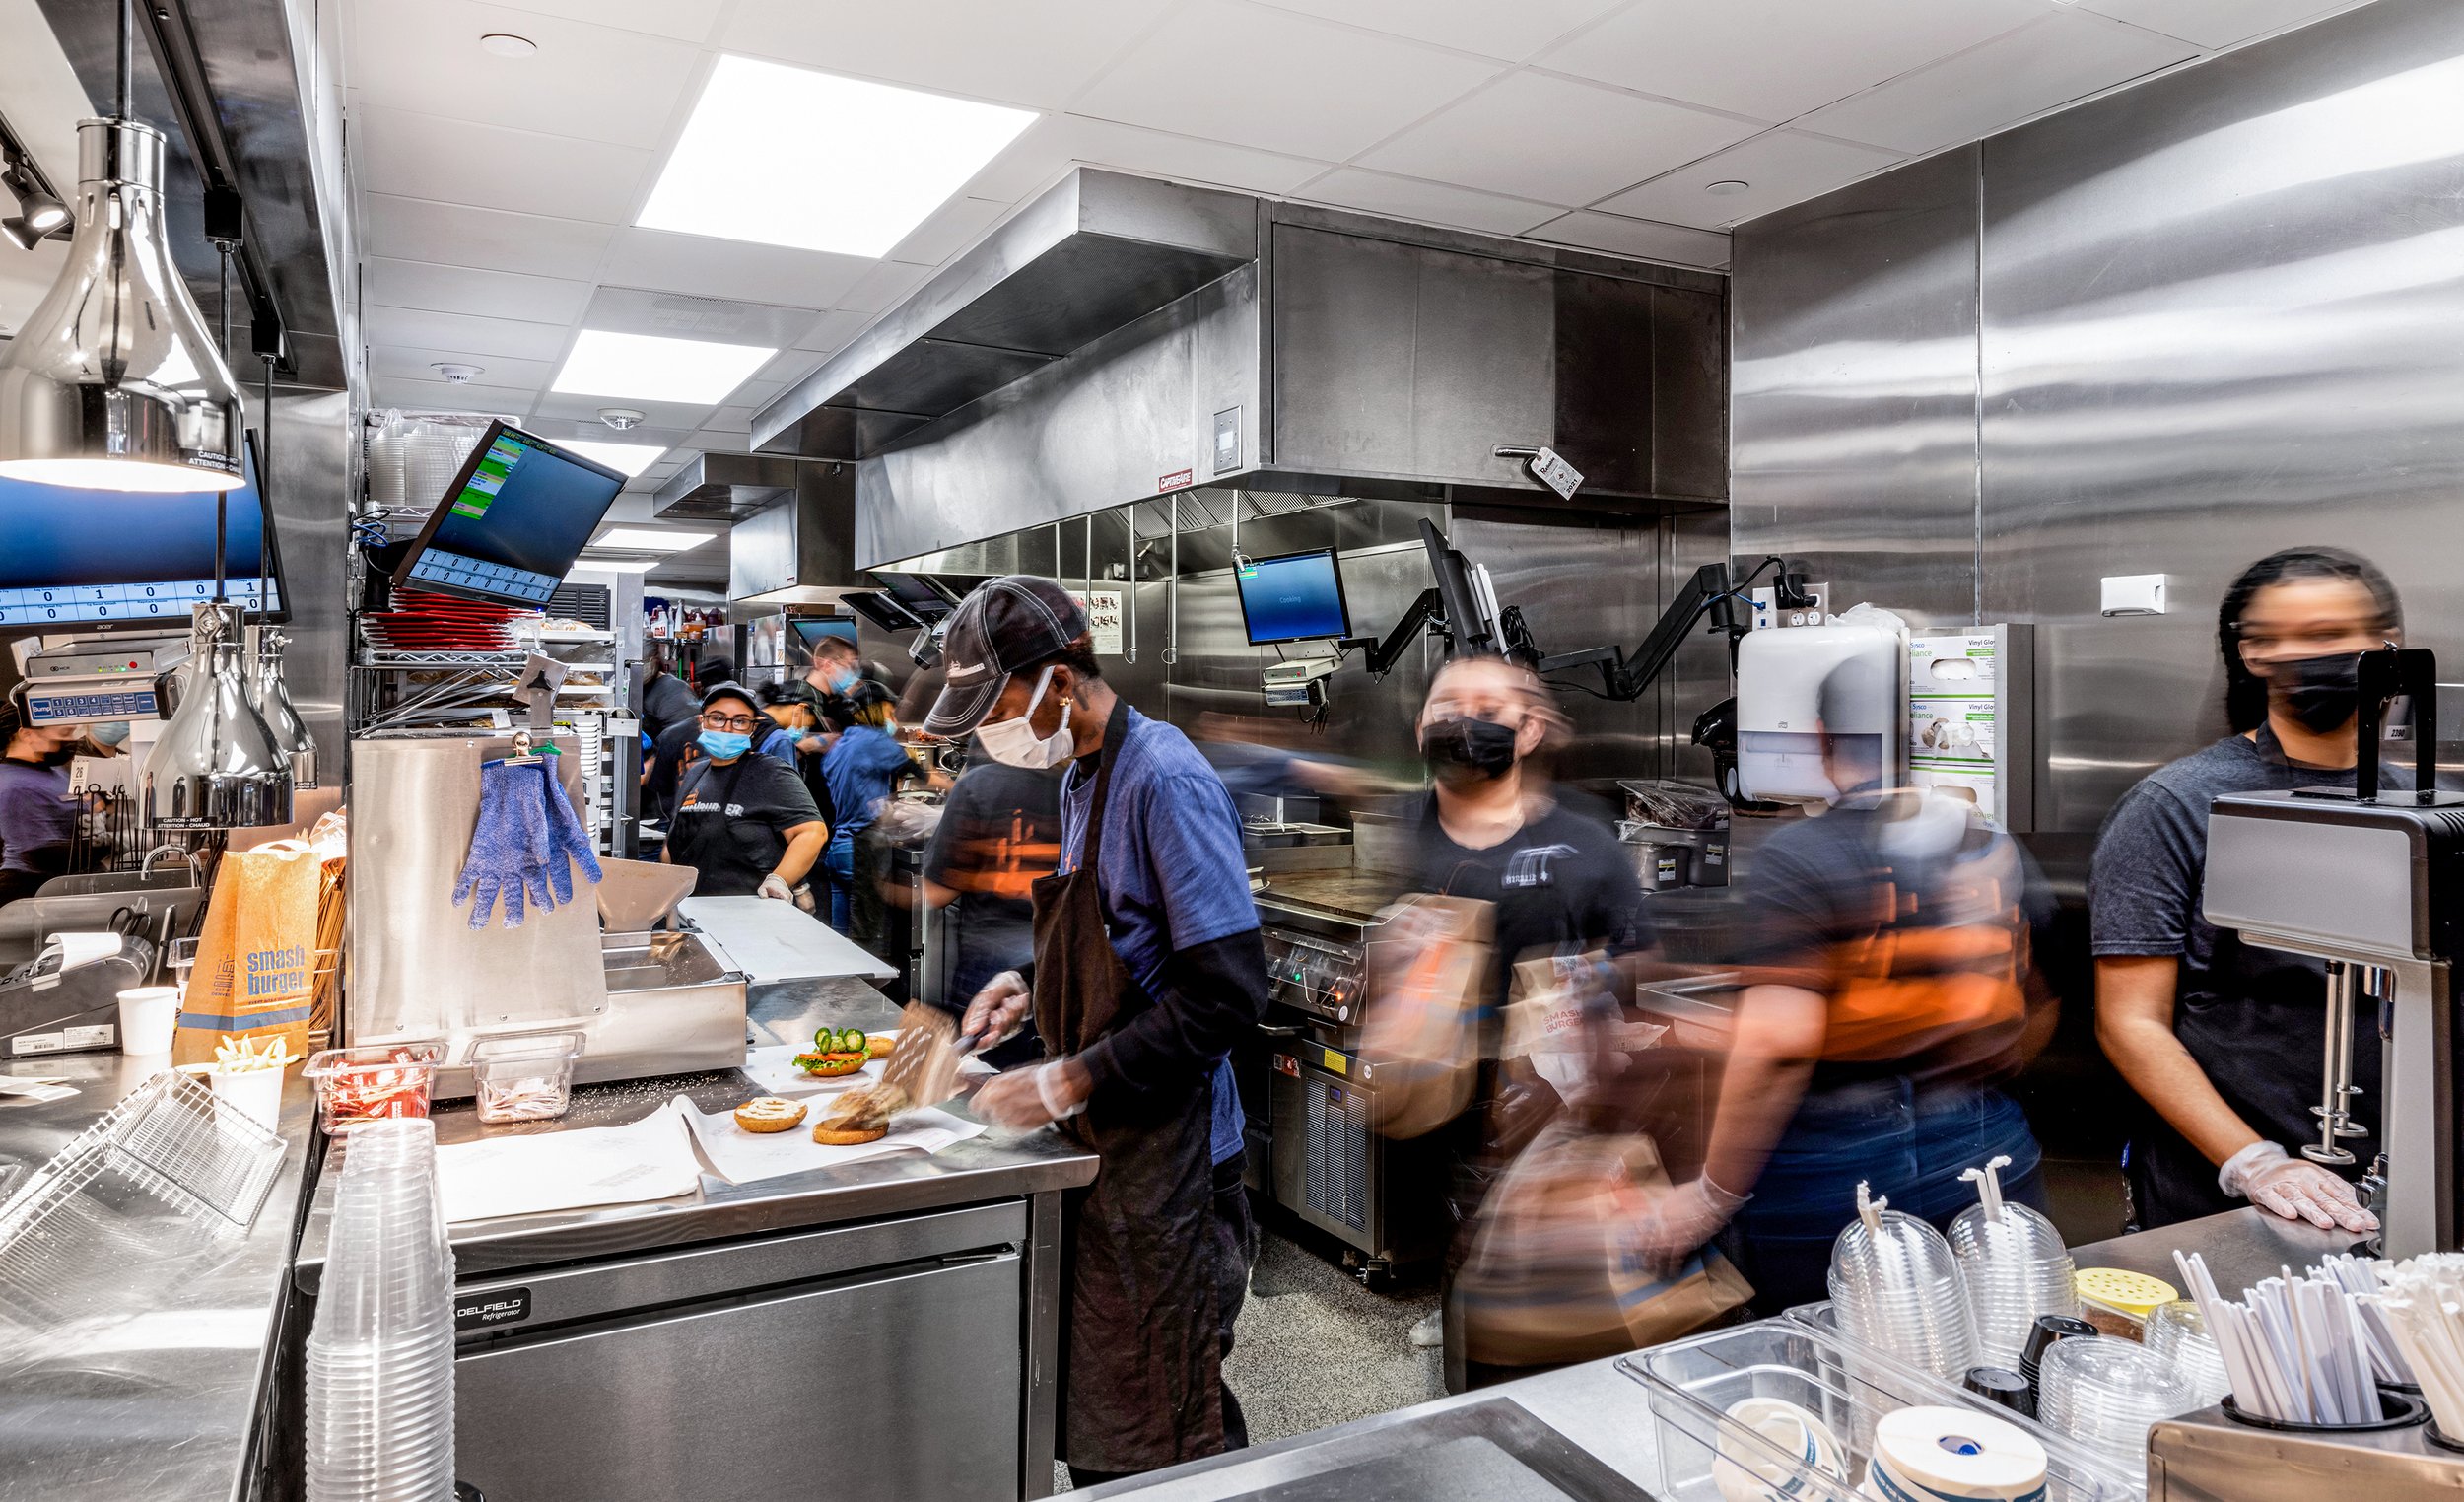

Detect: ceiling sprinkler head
599,407,647,431
1705,179,1751,197
431,362,485,384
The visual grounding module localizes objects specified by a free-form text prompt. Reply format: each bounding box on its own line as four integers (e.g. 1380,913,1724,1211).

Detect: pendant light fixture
0,0,243,492
143,599,294,830
250,626,316,790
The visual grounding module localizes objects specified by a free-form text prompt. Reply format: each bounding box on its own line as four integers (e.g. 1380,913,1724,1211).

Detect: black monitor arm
1532,555,1811,702
1339,588,1444,680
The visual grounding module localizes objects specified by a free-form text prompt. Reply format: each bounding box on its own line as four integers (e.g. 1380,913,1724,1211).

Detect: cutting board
676,897,898,984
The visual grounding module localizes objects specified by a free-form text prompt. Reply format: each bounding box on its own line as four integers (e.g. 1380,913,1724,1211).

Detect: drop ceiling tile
581,285,828,348
364,305,577,361
360,193,618,279
1797,11,2196,155
719,0,1174,110
345,0,702,149
367,344,558,388
1357,71,1762,207
753,349,823,384
1595,130,1905,230
962,114,1328,203
794,309,876,353
1294,168,1560,236
730,380,787,406
478,0,728,43
887,196,1014,267
370,376,540,415
1071,0,1504,161
532,391,719,429
596,228,874,309
1538,0,2048,123
836,260,934,316
1252,0,1629,62
363,257,594,324
1526,211,1732,269
2068,0,2361,48
354,106,654,223
703,406,757,435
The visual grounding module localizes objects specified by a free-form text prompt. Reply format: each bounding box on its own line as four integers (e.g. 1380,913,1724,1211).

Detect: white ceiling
324,0,2372,512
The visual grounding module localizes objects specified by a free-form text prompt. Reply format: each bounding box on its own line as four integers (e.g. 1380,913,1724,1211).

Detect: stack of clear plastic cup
1948,1156,2079,1367
2036,1333,2198,1467
2143,1300,2231,1408
305,1118,458,1502
1828,1182,1978,1380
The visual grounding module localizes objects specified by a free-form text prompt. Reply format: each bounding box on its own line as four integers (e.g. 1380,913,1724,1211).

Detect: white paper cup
211,1066,285,1132
116,987,180,1055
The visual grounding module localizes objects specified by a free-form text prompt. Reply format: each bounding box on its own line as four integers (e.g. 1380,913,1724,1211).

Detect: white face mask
977,666,1074,770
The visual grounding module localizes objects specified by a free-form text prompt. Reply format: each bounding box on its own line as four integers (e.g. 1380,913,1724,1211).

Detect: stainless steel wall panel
1732,145,1984,628
263,388,349,777
1978,0,2464,830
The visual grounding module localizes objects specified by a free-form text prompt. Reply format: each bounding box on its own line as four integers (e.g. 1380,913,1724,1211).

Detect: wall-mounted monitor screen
1235,548,1350,646
0,432,285,628
392,421,627,608
866,570,956,620
841,590,924,633
787,616,859,651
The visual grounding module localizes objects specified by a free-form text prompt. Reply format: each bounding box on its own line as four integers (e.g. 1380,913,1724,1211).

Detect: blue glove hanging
454,759,557,929
537,756,605,907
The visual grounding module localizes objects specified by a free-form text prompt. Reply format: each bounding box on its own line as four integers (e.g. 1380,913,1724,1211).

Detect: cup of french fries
205,1035,295,1133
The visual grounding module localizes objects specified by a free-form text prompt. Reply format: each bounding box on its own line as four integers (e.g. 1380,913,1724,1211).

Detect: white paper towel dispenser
1736,623,1906,802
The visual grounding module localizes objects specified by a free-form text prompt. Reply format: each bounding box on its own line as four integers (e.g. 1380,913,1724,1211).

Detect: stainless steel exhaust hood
750,170,1728,570
651,451,808,521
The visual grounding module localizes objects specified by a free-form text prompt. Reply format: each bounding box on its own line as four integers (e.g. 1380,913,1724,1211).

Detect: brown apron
1031,705,1227,1474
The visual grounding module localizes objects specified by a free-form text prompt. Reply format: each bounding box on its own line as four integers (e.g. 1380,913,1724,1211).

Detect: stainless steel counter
2070,1205,2356,1298
293,976,1098,1284
0,1051,320,1502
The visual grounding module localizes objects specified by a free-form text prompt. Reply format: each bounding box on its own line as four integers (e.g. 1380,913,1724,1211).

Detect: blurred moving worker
818,681,936,935
2091,548,2399,1235
640,652,697,743
935,578,1266,1488
1640,654,2053,1312
922,735,1063,1061
0,702,79,905
1193,709,1380,806
1386,656,1652,1389
658,683,827,904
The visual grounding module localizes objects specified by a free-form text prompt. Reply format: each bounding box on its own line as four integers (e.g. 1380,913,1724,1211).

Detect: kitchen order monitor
1235,548,1350,646
393,421,627,607
787,616,858,650
0,433,286,628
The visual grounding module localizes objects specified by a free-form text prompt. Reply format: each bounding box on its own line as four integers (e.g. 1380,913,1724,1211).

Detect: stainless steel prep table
0,1052,320,1502
290,977,1099,1502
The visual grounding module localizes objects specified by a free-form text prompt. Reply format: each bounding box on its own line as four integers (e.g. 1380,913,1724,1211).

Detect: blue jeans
1726,1076,2044,1315
821,830,856,934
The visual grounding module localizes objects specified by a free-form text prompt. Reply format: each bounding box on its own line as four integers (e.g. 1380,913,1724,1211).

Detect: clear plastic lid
1949,1155,2080,1364
1829,1181,1978,1379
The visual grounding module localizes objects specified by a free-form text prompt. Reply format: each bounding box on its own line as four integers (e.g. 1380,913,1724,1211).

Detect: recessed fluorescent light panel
551,329,775,405
594,527,712,552
571,556,663,575
559,441,667,477
638,55,1036,257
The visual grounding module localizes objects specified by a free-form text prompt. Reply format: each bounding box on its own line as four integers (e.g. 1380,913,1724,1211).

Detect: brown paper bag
1457,1121,1752,1369
173,838,322,1067
1357,893,1492,1139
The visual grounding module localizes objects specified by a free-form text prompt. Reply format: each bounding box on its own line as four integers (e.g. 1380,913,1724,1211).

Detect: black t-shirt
1406,793,1652,1012
2089,727,2403,1221
923,760,1065,995
641,672,697,742
665,753,824,898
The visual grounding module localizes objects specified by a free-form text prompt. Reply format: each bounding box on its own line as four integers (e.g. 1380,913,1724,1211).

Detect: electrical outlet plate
1748,582,1831,628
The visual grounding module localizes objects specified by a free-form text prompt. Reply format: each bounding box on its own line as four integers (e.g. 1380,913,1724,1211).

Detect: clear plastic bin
468,1030,585,1124
1624,1320,2140,1502
302,1041,445,1133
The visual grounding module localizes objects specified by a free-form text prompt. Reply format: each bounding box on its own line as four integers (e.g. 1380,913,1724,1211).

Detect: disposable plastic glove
534,756,605,905
1633,1173,1751,1278
757,873,794,902
454,760,556,928
2221,1140,2379,1232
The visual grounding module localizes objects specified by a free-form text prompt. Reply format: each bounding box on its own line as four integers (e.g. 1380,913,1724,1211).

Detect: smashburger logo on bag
248,942,312,998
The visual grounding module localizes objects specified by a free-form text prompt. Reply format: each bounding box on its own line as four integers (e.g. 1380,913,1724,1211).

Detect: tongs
815,1003,979,1132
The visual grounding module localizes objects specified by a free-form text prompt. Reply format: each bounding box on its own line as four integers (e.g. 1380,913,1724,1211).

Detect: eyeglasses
700,712,760,732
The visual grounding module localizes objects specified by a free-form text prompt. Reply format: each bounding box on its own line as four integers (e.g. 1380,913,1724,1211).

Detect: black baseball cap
923,576,1087,736
699,681,761,717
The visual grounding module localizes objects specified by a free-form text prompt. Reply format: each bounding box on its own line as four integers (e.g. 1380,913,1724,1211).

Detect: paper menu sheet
435,1107,705,1224
671,1095,989,1186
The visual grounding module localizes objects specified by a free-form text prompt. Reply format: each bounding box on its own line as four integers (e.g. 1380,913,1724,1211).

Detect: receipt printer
1,933,154,1059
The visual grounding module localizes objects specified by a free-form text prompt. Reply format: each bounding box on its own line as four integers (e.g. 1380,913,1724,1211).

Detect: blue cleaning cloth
453,757,604,928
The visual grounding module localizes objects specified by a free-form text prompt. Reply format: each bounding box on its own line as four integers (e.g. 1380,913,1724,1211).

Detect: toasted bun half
735,1097,809,1133
866,1034,896,1058
813,1123,889,1145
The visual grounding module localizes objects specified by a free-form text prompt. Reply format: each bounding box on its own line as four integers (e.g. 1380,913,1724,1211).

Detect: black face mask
1422,716,1519,782
2274,651,2361,733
